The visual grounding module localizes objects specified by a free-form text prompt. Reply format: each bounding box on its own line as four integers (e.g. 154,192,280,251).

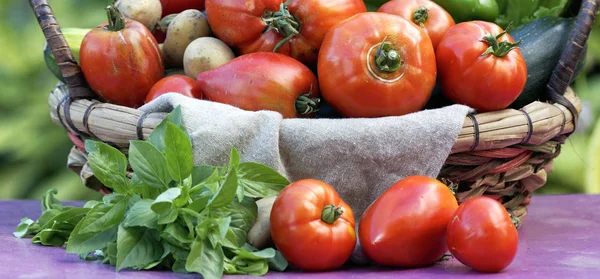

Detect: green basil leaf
237,162,289,198
172,259,189,273
83,200,101,209
14,218,38,238
191,168,223,195
222,229,240,249
148,106,187,153
32,221,75,246
41,189,62,212
103,241,118,265
36,208,63,227
174,183,191,208
186,238,224,279
79,199,126,234
152,188,182,213
227,198,258,247
206,217,231,248
66,200,126,254
267,249,289,272
129,140,171,189
158,207,179,225
186,190,211,212
37,207,89,232
207,168,238,209
132,174,161,200
233,246,276,260
85,140,129,193
228,147,240,169
235,259,269,276
123,199,158,229
116,226,164,271
163,222,193,244
164,122,193,182
191,165,218,185
66,226,118,255
102,193,126,205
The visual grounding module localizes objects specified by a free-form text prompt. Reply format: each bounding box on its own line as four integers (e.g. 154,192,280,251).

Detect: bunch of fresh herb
14,106,289,279
495,0,572,29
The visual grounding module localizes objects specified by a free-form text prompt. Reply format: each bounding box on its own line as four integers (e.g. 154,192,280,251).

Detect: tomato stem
295,85,320,115
262,0,301,53
480,24,521,58
374,36,403,73
106,5,126,31
321,204,343,225
413,6,429,27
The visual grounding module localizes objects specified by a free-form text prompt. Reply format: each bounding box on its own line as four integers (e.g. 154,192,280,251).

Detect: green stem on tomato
413,6,429,27
106,5,126,31
374,36,403,73
480,24,521,57
262,0,302,53
321,204,343,225
295,85,320,115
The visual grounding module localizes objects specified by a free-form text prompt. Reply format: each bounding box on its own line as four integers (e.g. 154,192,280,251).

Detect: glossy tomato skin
145,75,202,103
378,0,455,50
358,176,458,267
205,0,366,66
318,12,436,118
160,0,205,17
80,18,164,108
196,52,319,118
447,196,518,273
436,21,527,112
270,179,356,271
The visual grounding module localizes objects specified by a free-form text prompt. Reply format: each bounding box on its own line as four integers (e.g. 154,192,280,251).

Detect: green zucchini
508,16,588,109
43,28,90,82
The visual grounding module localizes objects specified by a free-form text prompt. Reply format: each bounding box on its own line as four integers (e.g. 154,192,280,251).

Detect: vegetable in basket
204,0,367,66
43,28,89,83
195,52,321,119
358,176,458,267
377,0,456,50
432,0,500,23
162,9,211,67
80,5,164,108
436,21,527,112
145,75,202,103
270,179,356,271
183,37,235,79
115,0,162,31
318,12,437,118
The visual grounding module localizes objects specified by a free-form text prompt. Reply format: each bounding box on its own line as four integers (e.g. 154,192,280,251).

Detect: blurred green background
0,0,598,201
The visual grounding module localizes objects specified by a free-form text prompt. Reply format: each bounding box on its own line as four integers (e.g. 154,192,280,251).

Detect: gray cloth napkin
140,93,471,263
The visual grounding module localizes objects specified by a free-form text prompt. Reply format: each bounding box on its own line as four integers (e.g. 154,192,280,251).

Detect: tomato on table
436,21,527,112
145,75,202,103
270,179,356,271
378,0,455,50
204,0,366,66
196,52,320,118
447,196,519,273
318,12,437,118
80,6,164,108
358,176,458,267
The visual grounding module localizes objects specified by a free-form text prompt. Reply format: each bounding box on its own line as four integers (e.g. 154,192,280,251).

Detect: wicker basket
30,0,598,227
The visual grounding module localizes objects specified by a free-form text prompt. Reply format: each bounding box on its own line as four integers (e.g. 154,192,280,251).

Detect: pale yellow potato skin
163,9,211,67
183,37,235,79
247,196,277,249
115,0,162,31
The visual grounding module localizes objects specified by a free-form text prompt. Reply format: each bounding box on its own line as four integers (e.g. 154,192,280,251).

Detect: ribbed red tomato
205,0,366,66
358,176,458,267
318,12,437,118
80,6,164,108
447,196,518,273
145,75,202,103
436,21,527,112
378,0,455,50
270,179,356,271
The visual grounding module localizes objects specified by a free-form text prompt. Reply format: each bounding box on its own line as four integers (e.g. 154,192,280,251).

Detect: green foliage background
0,0,598,201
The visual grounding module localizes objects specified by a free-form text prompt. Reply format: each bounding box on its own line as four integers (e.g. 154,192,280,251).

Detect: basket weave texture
31,0,598,226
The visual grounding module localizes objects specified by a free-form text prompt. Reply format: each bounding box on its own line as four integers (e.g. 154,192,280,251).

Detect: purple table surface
1,194,600,278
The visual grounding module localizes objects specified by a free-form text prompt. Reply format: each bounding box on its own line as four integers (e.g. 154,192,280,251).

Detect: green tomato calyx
263,0,301,53
375,36,404,73
106,5,126,32
321,204,344,225
481,26,521,58
413,6,429,27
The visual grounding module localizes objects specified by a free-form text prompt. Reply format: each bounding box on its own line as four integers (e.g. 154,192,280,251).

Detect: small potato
115,0,162,31
183,37,235,78
247,196,277,249
163,9,211,67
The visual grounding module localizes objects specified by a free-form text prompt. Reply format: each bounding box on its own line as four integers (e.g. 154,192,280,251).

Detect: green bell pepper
432,0,499,23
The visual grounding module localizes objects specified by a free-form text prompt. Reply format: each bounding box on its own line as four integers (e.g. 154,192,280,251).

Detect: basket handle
546,0,598,125
30,0,96,100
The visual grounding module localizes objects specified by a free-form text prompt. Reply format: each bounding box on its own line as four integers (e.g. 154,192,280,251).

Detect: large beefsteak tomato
80,6,164,108
195,52,320,118
436,21,527,112
270,179,356,271
204,0,366,66
318,12,437,118
358,176,458,267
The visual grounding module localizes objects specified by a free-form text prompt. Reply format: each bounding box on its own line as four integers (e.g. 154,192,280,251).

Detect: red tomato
145,75,201,103
160,0,205,17
80,6,164,108
205,0,366,66
436,21,527,112
447,196,518,273
196,52,320,118
358,176,458,267
378,0,455,50
318,12,437,118
270,179,356,271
